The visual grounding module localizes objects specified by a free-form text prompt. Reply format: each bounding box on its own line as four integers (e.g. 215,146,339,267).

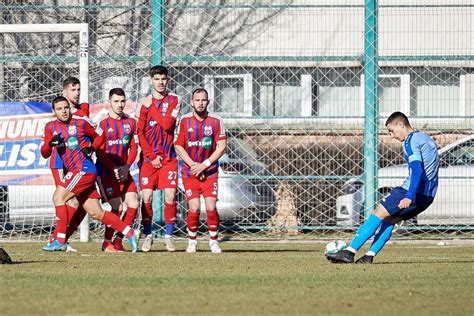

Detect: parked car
336,135,474,226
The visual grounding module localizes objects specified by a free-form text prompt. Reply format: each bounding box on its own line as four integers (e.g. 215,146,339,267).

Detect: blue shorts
380,187,434,220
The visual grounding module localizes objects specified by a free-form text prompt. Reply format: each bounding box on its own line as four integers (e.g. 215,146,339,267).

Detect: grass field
1,241,473,315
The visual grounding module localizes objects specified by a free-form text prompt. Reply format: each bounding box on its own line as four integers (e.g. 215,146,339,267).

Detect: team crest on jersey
123,124,131,134
203,125,213,136
161,102,169,114
68,125,77,135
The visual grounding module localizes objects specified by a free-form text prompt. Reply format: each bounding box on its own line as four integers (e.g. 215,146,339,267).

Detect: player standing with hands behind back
174,88,227,253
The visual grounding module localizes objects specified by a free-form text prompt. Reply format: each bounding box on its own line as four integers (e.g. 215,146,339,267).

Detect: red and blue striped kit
175,113,227,179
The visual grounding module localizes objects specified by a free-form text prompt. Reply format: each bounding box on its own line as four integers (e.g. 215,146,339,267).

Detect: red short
98,175,137,201
139,158,178,190
51,168,65,186
182,176,218,201
59,170,100,200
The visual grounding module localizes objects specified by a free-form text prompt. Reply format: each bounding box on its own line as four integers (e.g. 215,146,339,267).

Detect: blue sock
349,214,382,252
368,221,394,255
165,223,174,236
143,224,152,236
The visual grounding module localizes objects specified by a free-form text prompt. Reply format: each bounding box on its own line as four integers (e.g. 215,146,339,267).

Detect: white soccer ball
325,240,347,254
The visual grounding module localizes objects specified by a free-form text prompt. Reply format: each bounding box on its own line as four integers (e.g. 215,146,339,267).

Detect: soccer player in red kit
174,88,227,253
47,77,89,251
96,88,140,253
137,65,181,252
41,96,138,252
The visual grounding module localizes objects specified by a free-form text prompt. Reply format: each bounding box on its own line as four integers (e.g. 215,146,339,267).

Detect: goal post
0,23,90,242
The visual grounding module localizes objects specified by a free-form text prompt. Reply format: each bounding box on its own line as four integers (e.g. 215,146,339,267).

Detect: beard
195,108,207,116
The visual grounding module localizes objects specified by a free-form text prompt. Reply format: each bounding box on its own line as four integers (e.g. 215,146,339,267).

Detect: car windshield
227,138,260,162
440,140,474,166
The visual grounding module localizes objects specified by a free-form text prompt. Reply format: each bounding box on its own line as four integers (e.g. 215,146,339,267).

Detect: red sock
123,207,138,227
187,211,200,240
101,211,133,238
104,209,120,242
66,206,87,240
141,202,153,225
164,203,177,224
206,209,220,240
54,205,68,244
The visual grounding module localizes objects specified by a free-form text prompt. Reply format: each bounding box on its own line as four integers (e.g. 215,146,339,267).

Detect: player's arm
40,124,54,158
400,137,424,208
79,102,90,117
190,119,227,177
190,139,227,177
117,124,139,181
136,96,158,161
94,121,116,169
81,118,105,157
174,118,195,167
149,96,181,132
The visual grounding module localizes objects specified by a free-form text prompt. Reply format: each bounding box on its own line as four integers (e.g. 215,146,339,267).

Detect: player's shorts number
168,171,177,180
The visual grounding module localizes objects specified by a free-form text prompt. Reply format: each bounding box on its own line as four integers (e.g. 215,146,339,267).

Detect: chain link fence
0,0,473,241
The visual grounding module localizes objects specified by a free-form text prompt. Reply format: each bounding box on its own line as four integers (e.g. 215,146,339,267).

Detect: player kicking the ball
41,96,138,252
327,112,439,264
174,88,227,253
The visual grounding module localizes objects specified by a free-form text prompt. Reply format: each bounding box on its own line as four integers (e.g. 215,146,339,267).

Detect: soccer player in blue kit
327,111,439,264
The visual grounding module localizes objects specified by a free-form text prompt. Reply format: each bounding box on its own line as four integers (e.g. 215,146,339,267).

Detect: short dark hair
149,65,168,77
62,76,80,88
109,87,126,99
385,111,410,127
52,96,69,110
191,88,208,98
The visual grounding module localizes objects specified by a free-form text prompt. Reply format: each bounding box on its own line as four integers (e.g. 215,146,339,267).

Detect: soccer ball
324,240,347,255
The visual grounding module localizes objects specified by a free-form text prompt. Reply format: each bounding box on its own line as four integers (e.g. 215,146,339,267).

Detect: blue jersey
402,131,439,199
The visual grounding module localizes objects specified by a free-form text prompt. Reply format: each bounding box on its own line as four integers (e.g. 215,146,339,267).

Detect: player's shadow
217,248,317,253
6,259,66,265
374,259,474,265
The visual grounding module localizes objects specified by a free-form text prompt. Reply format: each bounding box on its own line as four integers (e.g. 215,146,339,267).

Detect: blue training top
402,131,439,199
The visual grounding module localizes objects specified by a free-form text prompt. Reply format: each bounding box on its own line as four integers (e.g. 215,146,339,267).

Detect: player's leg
159,159,178,251
102,197,123,253
139,162,158,252
326,203,389,263
114,188,139,252
204,197,221,254
43,185,76,251
186,196,201,253
82,197,138,253
202,179,221,253
357,194,435,264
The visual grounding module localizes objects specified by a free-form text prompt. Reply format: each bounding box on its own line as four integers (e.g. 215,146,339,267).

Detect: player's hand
81,146,94,157
151,155,163,169
48,134,64,147
398,198,412,209
116,165,129,182
141,95,153,108
191,162,208,178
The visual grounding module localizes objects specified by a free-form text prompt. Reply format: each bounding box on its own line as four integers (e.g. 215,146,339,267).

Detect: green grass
1,242,473,315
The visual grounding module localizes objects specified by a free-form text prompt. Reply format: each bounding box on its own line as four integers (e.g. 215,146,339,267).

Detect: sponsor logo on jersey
67,137,79,150
187,137,213,149
107,135,131,147
108,127,114,132
68,125,77,136
204,125,212,136
188,127,194,132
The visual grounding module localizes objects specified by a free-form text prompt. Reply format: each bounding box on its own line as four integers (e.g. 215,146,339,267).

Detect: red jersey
174,112,227,178
50,102,90,170
41,115,104,173
96,113,138,178
137,93,180,162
